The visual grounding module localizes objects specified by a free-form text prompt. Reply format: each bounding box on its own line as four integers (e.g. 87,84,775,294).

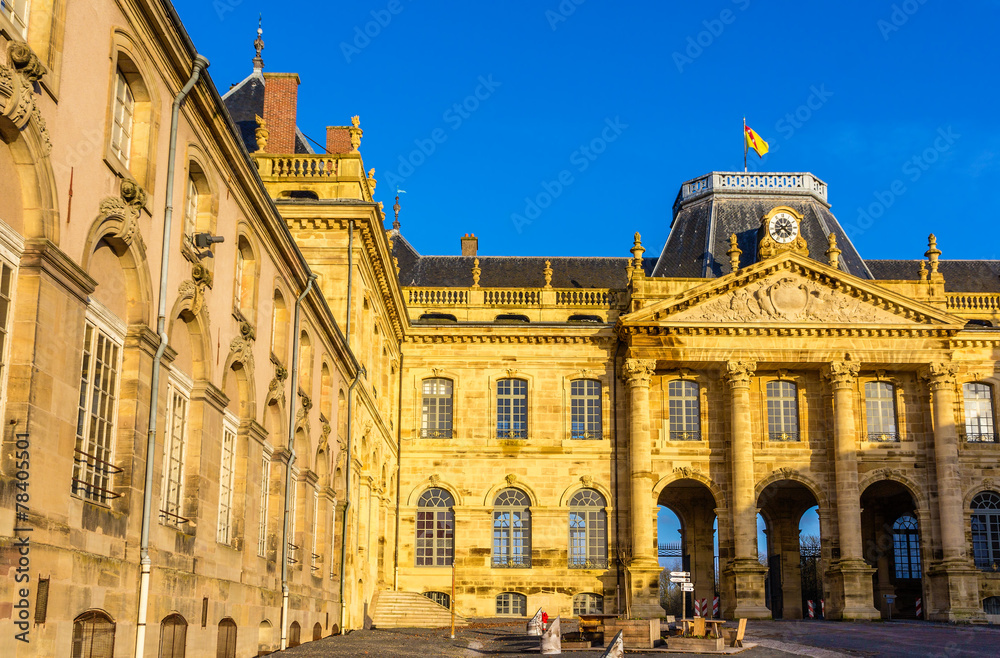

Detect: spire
392,195,401,231
253,15,264,71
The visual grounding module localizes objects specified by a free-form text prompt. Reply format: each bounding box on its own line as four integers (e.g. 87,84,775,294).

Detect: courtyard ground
273,618,1000,656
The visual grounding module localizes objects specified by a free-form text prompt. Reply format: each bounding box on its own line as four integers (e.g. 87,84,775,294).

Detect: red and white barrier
820,599,825,619
713,596,720,618
807,600,815,619
915,597,922,619
693,598,707,617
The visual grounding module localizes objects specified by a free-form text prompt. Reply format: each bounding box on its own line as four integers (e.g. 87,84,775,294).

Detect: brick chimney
461,233,478,257
262,72,300,154
325,126,352,154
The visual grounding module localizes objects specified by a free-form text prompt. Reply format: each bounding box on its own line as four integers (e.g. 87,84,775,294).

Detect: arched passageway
861,480,923,619
757,480,821,619
657,479,718,615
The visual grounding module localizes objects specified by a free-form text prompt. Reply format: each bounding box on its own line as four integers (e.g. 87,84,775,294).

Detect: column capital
621,358,656,388
920,362,958,391
823,360,860,390
724,360,757,389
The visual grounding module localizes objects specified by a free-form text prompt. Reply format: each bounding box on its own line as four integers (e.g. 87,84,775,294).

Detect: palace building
1,1,1000,657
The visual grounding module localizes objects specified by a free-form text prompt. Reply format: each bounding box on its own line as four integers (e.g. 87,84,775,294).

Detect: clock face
768,212,799,244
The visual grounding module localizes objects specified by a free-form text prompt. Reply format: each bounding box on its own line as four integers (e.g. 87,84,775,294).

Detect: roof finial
727,233,742,272
253,15,264,71
925,233,941,276
392,195,401,231
825,232,841,270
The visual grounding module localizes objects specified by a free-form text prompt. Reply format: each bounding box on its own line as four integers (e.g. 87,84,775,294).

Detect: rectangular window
865,381,899,442
72,314,124,504
311,490,320,573
288,472,298,564
160,377,190,527
766,380,799,441
258,453,270,557
110,68,135,165
0,0,30,36
421,378,453,438
667,380,701,441
496,379,527,439
0,259,15,428
570,379,602,439
964,383,997,443
216,415,237,545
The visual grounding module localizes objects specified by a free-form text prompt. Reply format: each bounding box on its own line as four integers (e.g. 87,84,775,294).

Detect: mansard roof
866,260,1000,292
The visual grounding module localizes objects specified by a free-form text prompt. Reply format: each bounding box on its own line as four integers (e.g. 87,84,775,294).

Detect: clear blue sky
174,1,998,260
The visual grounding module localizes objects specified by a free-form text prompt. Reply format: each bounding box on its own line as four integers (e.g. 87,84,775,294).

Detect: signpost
671,571,692,622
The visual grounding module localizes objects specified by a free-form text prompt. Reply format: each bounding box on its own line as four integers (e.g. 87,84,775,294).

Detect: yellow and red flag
744,124,769,157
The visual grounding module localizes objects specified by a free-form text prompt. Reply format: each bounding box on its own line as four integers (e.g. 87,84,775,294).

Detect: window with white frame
667,380,700,441
569,489,607,568
288,470,298,564
72,303,125,504
573,593,604,616
570,379,602,439
495,592,527,616
160,373,192,527
311,489,320,573
964,383,997,443
492,488,531,568
216,413,238,545
0,248,18,429
421,378,453,438
183,175,199,240
110,68,135,166
257,452,271,557
972,491,1000,570
496,378,527,439
0,0,30,37
766,380,799,441
865,381,899,442
416,488,454,567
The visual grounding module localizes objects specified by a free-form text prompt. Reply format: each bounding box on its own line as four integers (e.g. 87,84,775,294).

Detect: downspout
612,339,625,615
345,220,353,342
339,368,364,631
134,54,208,658
393,351,403,590
280,274,317,650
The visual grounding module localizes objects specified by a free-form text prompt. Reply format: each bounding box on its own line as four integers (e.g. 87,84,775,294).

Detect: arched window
216,619,237,658
496,379,527,439
424,591,451,608
256,620,273,657
972,492,1000,570
110,67,135,165
569,489,607,569
964,383,997,443
288,621,301,647
235,236,257,323
766,380,799,441
573,593,604,616
107,52,155,187
865,381,899,442
570,379,602,439
667,380,700,441
159,614,187,658
337,389,347,441
493,488,531,568
270,289,288,364
181,163,213,255
72,610,116,658
495,592,527,616
421,378,453,438
298,330,312,395
892,515,921,579
312,622,322,641
416,488,454,566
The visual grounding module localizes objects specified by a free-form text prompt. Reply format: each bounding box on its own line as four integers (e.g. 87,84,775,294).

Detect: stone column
822,361,878,619
621,357,661,617
723,360,769,618
921,363,985,622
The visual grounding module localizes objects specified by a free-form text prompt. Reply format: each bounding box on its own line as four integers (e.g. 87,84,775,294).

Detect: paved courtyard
273,618,1000,657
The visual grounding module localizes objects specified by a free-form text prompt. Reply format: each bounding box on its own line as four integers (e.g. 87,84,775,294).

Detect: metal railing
287,542,300,565
158,508,190,526
570,430,603,440
496,428,528,440
866,432,901,443
768,431,800,442
658,542,682,558
310,554,321,572
669,430,701,442
420,428,453,439
967,433,1000,443
492,556,531,568
72,449,124,503
568,557,609,569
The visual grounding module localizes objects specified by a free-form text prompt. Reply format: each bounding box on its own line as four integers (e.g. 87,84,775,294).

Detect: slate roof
652,186,872,280
867,260,1000,292
392,233,653,288
221,70,313,155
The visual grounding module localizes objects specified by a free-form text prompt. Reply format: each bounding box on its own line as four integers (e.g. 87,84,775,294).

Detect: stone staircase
370,591,468,629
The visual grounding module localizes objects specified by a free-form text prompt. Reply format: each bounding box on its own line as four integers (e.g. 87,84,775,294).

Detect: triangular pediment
623,252,962,328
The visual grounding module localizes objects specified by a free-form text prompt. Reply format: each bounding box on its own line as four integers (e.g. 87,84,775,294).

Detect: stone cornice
19,239,97,304
404,334,615,346
620,325,955,339
191,380,230,412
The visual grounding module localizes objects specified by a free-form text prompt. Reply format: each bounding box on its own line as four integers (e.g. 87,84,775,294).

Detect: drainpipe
345,220,354,344
134,54,208,658
280,274,316,650
393,351,403,590
339,367,365,631
612,340,625,615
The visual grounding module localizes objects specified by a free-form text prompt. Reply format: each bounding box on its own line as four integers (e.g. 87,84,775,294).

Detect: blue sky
175,0,998,261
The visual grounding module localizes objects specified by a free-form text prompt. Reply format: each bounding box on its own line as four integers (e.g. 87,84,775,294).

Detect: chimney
325,126,352,154
461,233,478,257
261,72,300,153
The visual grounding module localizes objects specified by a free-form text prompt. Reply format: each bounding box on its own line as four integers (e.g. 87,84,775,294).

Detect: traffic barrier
807,600,815,619
915,597,922,619
712,596,720,618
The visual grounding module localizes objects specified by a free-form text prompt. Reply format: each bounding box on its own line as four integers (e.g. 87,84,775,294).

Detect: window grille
569,489,607,569
416,488,454,566
668,380,700,441
493,489,531,568
766,380,799,441
865,381,900,442
421,378,453,438
496,379,527,439
570,380,602,439
964,383,997,443
110,69,135,165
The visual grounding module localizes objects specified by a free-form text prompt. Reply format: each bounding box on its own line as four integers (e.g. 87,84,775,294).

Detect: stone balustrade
405,286,619,309
947,292,1000,314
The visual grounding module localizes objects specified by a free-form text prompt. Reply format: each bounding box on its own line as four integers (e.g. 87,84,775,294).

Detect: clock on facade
768,211,799,244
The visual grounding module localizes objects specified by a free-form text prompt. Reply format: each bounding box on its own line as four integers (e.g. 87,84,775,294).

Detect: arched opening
72,610,116,658
271,288,289,364
89,238,130,321
0,128,25,234
110,51,156,188
235,235,258,323
861,480,922,619
158,614,187,658
657,479,718,616
216,618,237,658
288,621,301,647
181,160,215,254
256,620,273,657
312,621,322,641
756,480,820,619
298,330,312,395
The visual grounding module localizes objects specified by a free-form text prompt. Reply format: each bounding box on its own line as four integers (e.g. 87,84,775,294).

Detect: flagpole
743,117,747,172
